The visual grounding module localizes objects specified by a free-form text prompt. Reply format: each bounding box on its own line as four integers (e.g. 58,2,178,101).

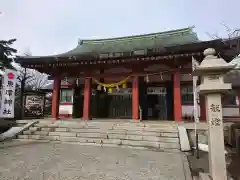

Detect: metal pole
195,133,200,159
139,106,142,121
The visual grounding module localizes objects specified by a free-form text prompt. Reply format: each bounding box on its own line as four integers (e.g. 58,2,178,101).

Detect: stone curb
0,120,39,142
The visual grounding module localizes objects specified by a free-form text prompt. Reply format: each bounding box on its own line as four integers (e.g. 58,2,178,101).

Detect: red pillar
132,76,139,120
51,77,60,120
83,78,92,120
173,72,182,121
200,95,206,121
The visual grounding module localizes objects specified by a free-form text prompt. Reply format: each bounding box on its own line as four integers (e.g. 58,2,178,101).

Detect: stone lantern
193,48,235,180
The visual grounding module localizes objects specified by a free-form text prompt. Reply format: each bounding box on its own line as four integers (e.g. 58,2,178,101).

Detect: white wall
59,104,73,115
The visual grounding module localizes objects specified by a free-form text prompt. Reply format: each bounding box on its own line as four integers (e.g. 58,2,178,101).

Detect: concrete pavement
0,141,191,180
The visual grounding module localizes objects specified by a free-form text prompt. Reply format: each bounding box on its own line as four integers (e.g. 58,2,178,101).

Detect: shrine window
123,52,131,57
147,48,154,55
222,93,237,105
60,89,73,103
115,52,122,57
99,53,109,59
181,86,193,105
133,49,145,55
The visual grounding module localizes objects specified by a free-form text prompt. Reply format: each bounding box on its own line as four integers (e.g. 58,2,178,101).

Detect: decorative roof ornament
78,39,84,45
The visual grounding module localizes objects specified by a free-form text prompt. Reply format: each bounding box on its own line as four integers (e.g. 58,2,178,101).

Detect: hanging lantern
108,87,113,93
97,85,102,91
76,77,79,86
116,85,120,91
64,76,68,82
160,73,163,80
122,83,127,88
145,75,149,83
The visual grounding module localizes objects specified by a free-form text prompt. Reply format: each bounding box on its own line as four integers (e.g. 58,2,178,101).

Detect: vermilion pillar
132,76,139,120
51,77,60,120
173,72,182,121
83,78,92,120
200,95,206,121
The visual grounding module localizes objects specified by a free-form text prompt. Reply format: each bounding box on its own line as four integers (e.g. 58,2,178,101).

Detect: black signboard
23,93,45,118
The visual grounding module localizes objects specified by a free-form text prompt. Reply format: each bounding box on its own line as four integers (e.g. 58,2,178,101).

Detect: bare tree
18,68,50,90
14,49,51,119
17,48,50,90
206,23,240,57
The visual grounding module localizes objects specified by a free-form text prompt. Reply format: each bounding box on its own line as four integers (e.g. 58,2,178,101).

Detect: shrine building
16,27,240,121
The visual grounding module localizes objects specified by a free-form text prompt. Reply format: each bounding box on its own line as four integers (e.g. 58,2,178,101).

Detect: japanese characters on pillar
0,69,17,118
208,99,222,127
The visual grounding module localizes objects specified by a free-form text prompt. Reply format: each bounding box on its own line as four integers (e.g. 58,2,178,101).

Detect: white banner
192,57,200,123
0,69,17,118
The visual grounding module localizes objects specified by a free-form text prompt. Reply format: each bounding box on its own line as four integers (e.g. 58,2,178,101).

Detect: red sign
7,72,15,80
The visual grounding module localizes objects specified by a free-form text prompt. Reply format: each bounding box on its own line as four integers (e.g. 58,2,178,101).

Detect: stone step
15,120,180,151
34,121,178,131
59,136,180,149
28,127,40,131
17,134,59,141
15,120,32,124
48,131,178,143
34,123,59,128
112,127,178,133
56,123,177,131
23,131,49,136
40,127,55,132
57,124,112,129
52,127,179,138
54,126,178,134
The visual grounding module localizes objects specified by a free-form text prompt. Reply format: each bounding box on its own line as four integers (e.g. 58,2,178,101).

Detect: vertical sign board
0,69,17,118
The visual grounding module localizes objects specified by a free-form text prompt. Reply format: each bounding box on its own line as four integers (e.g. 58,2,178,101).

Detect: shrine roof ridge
78,27,195,43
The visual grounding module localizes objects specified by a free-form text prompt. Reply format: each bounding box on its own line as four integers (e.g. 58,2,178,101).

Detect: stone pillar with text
193,48,235,180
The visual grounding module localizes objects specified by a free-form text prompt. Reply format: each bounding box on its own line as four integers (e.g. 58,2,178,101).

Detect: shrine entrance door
107,88,132,119
146,87,167,120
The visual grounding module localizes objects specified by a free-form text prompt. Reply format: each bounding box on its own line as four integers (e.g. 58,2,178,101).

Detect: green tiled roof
58,27,199,57
17,27,199,60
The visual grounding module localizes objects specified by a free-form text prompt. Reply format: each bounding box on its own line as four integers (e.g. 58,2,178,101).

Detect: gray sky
0,0,239,56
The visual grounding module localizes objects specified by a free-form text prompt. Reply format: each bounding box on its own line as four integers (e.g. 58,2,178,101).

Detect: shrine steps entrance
16,119,180,152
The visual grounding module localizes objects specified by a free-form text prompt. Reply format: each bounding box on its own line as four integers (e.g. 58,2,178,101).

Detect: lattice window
60,89,73,103
181,86,193,105
222,93,237,105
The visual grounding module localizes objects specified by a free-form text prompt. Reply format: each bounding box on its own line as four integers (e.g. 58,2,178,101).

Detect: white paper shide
0,69,17,118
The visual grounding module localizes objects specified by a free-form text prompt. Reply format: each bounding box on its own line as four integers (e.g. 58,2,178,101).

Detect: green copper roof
17,27,199,61
59,27,198,57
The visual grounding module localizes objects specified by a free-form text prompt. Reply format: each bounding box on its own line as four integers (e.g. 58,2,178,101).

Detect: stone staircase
16,120,180,152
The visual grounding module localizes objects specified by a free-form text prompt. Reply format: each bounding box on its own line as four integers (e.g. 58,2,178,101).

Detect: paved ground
0,141,190,180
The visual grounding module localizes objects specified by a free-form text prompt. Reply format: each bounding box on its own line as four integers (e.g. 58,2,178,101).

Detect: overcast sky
0,0,239,56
